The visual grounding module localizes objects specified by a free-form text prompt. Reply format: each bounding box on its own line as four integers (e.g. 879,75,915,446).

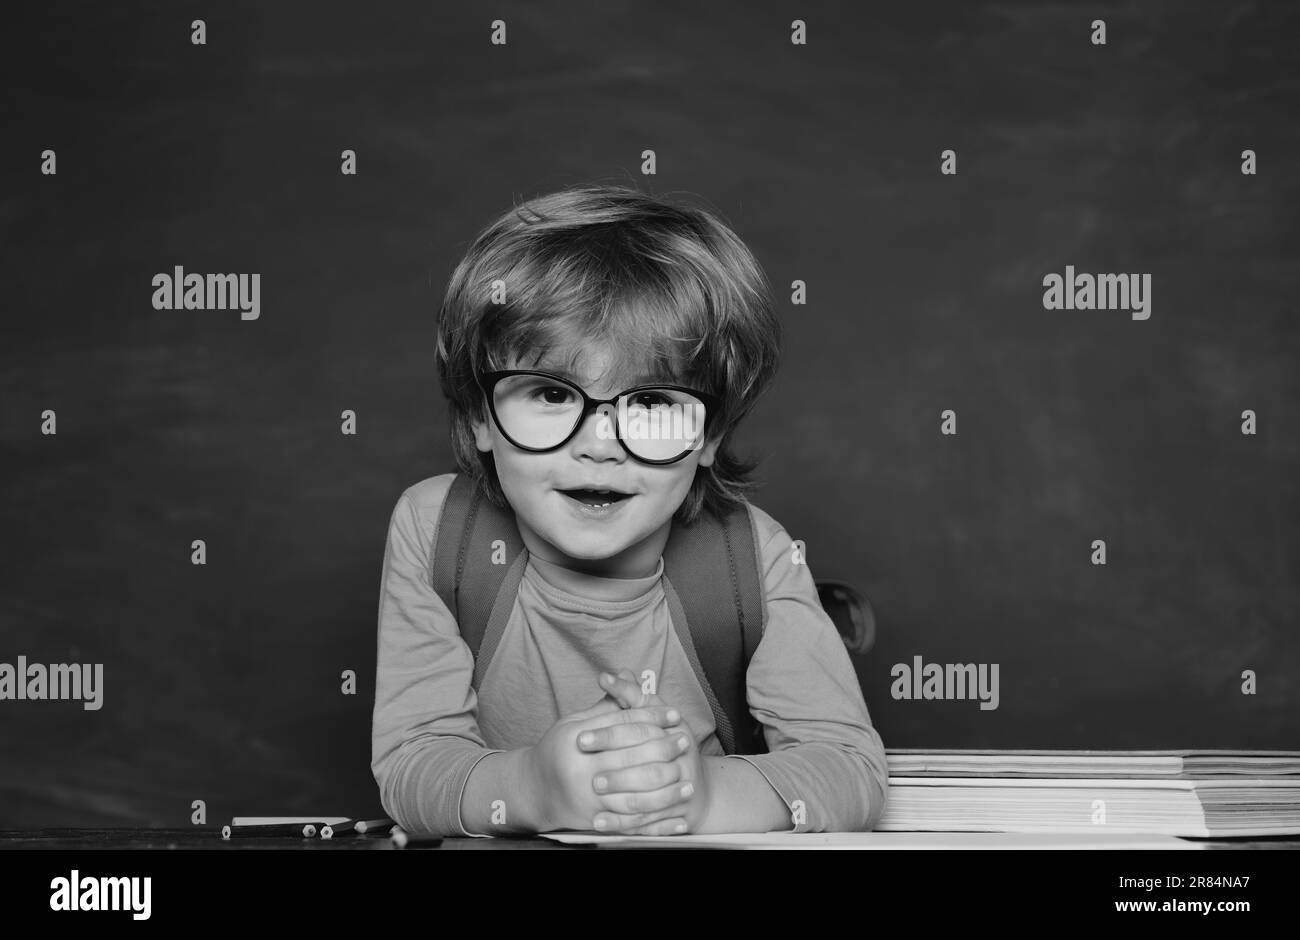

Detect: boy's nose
569,407,624,461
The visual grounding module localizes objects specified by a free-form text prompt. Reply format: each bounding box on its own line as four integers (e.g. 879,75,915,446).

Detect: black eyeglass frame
478,369,721,466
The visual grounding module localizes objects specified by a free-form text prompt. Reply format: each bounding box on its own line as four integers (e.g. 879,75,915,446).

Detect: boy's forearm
696,756,793,834
459,748,548,836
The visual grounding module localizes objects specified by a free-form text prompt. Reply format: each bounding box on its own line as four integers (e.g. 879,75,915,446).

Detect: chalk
230,816,350,827
224,823,324,838
390,827,443,849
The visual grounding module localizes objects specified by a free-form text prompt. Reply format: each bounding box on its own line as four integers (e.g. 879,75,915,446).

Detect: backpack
430,472,769,755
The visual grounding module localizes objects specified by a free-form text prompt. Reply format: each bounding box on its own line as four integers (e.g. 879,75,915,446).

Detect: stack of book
878,750,1300,837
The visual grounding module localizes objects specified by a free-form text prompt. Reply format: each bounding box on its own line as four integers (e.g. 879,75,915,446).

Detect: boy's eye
532,384,576,406
627,390,674,409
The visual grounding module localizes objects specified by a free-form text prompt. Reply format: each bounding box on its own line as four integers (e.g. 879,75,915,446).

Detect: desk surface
2,829,1298,850
0,829,552,850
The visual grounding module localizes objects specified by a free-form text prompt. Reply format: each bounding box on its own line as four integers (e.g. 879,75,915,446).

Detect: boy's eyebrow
535,367,680,388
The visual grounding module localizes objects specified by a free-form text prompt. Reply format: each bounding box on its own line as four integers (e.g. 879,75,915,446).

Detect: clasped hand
526,669,710,835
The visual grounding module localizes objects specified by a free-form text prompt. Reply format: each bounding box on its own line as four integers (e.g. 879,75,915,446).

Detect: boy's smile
472,346,719,579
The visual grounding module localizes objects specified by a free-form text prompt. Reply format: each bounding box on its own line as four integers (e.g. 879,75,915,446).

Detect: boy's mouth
558,487,633,508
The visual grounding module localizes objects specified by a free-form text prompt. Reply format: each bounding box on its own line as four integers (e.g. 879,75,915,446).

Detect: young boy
371,184,888,837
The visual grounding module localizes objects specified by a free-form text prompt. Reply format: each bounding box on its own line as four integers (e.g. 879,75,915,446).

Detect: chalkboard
1,0,1296,827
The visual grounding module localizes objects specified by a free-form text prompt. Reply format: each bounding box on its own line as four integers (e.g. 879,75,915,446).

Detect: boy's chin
547,536,629,565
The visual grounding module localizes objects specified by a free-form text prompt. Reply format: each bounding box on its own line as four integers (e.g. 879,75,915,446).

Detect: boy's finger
595,769,691,816
566,695,622,721
593,807,689,834
597,671,647,708
594,753,687,794
577,705,681,732
623,817,690,837
576,721,667,752
594,731,690,772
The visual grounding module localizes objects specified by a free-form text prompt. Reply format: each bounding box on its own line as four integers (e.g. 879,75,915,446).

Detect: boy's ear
696,435,721,468
471,414,493,453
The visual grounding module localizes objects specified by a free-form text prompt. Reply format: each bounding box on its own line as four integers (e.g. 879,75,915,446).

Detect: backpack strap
662,503,768,755
430,473,527,681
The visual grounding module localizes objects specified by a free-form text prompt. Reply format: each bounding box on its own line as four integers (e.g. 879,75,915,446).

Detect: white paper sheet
539,831,1204,850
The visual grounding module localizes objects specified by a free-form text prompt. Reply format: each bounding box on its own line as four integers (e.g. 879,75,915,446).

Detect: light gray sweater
371,473,889,836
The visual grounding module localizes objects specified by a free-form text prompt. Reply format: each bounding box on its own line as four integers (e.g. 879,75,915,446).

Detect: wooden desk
0,828,559,849
2,828,1297,849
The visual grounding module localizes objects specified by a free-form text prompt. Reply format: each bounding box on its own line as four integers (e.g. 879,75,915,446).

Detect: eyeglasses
479,370,719,465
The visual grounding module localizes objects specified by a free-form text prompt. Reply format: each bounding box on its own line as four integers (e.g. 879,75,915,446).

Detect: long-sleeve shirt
371,473,889,837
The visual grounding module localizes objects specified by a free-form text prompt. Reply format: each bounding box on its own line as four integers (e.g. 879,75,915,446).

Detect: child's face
472,344,720,579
